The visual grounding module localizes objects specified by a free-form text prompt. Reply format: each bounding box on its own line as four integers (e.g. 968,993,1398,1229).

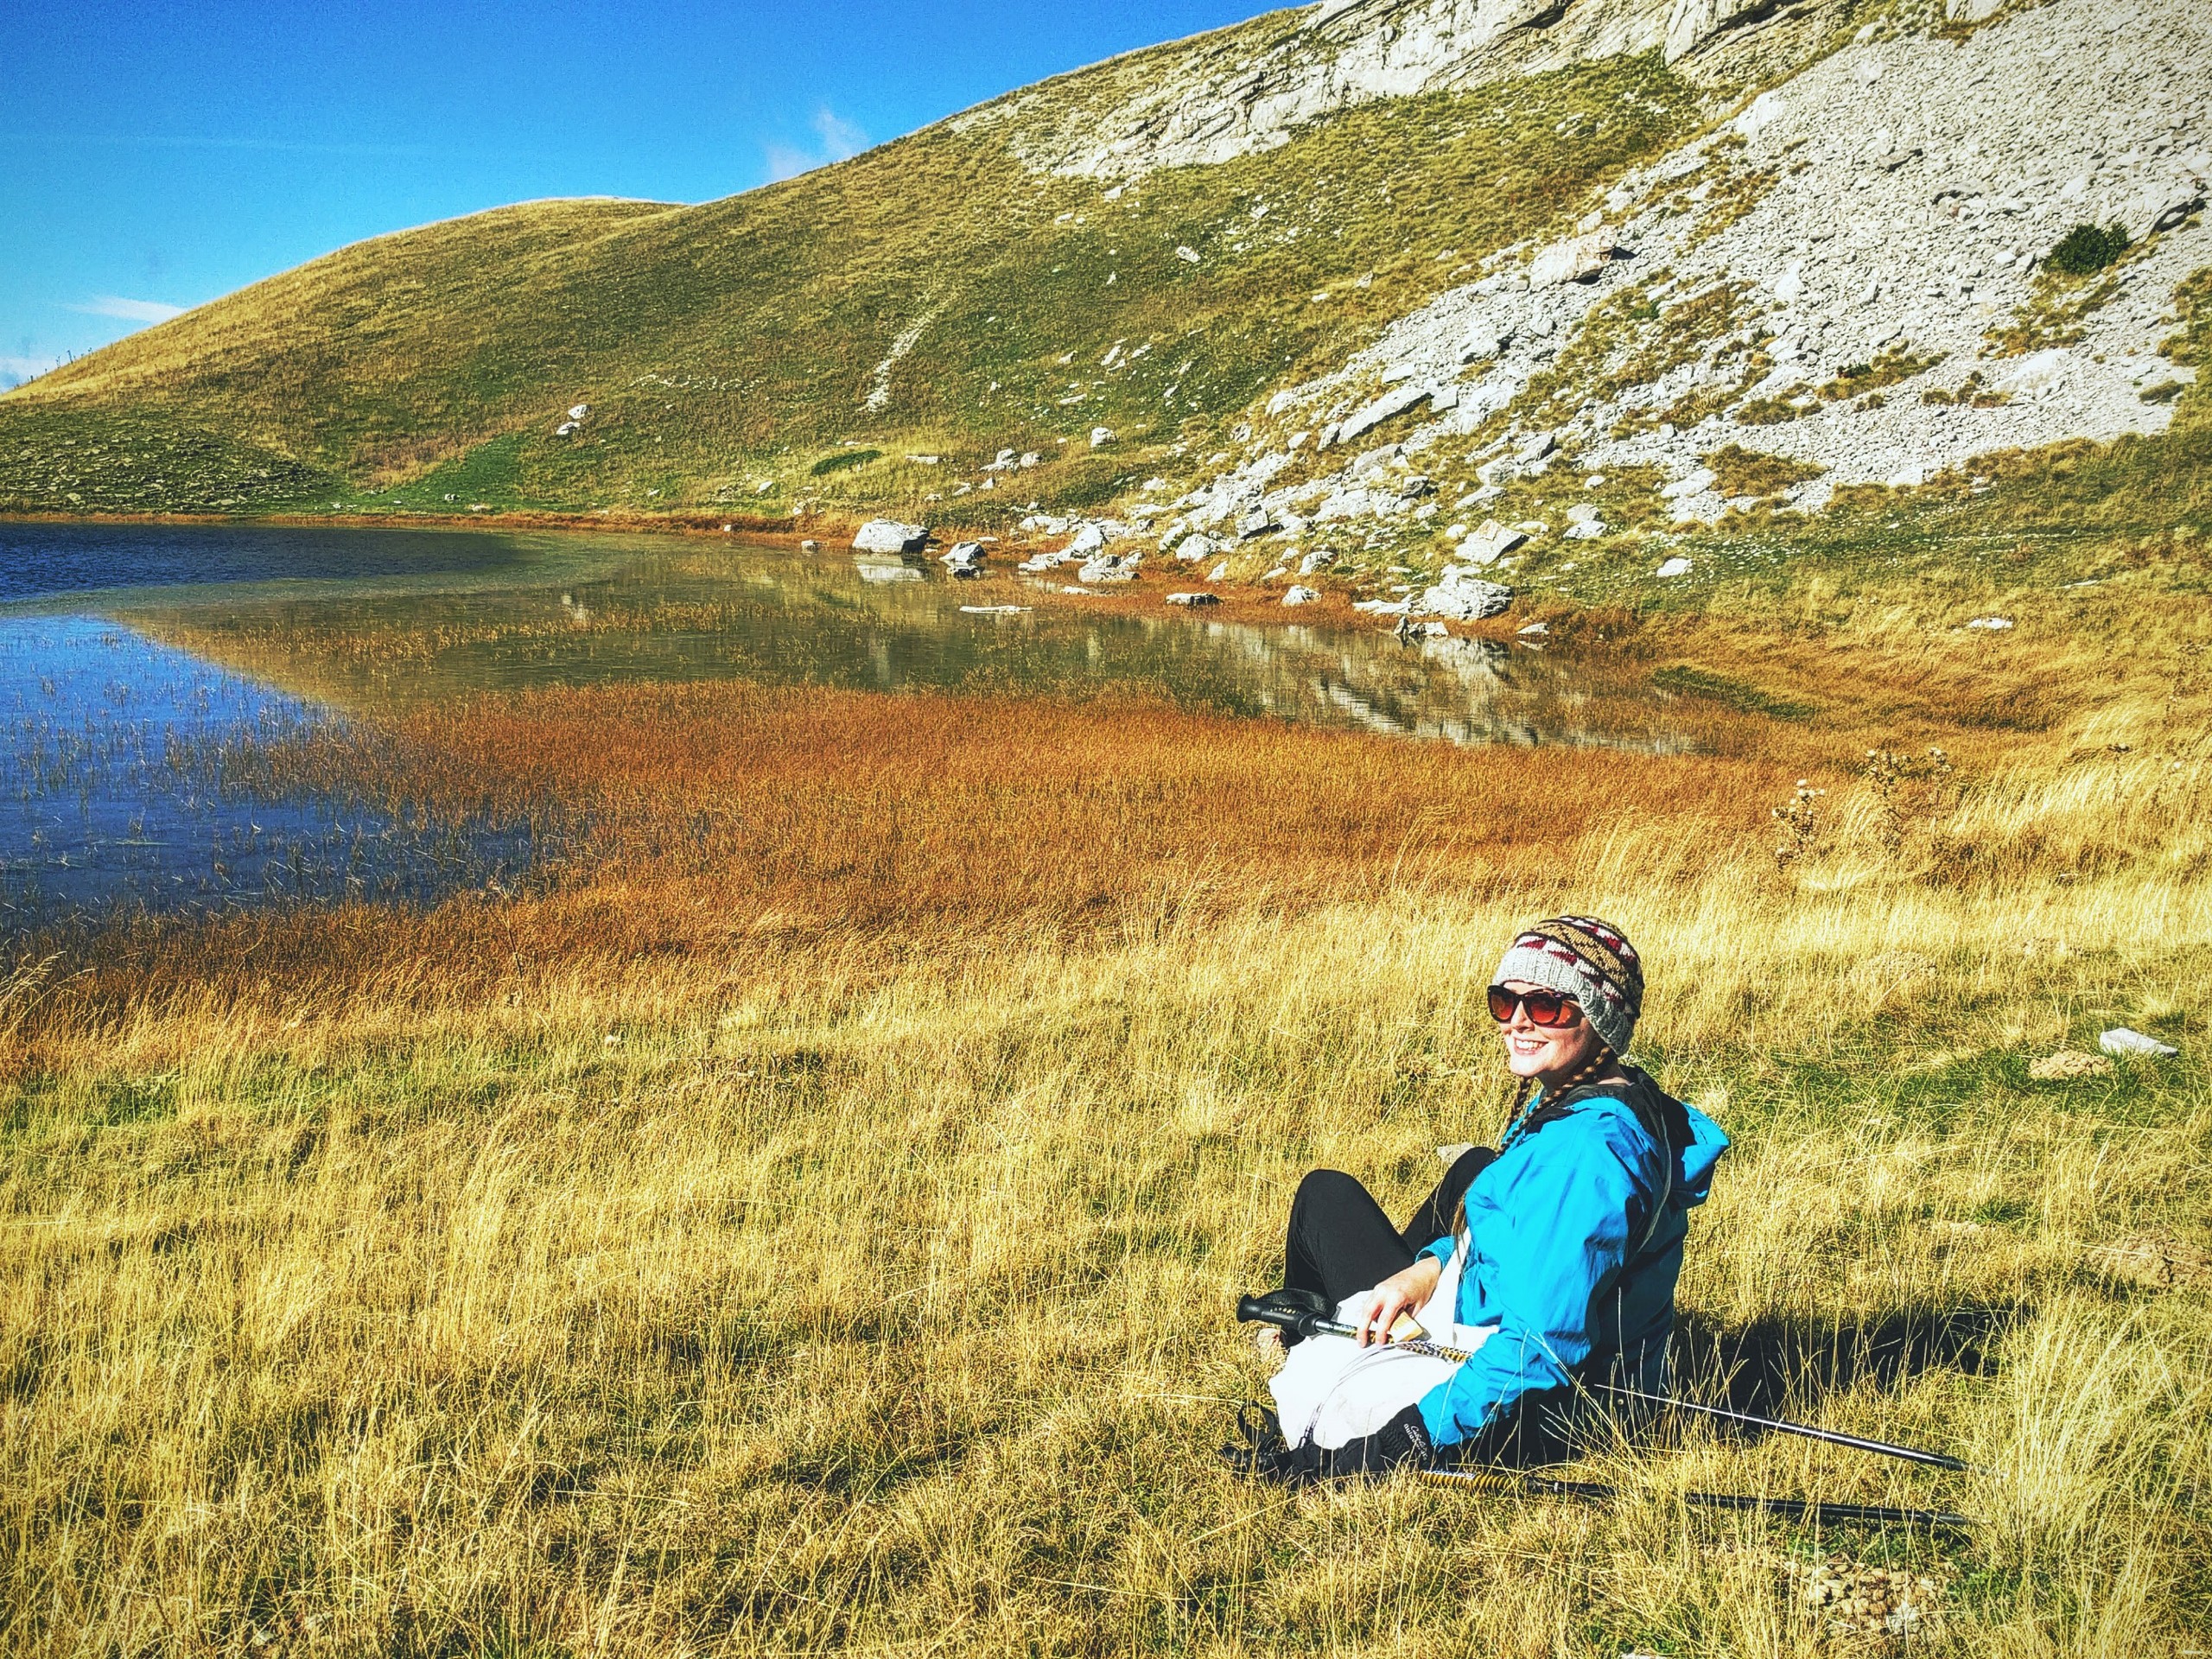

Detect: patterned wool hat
1493,915,1644,1057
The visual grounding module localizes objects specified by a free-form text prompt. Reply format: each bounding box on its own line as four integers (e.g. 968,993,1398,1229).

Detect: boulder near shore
853,520,929,555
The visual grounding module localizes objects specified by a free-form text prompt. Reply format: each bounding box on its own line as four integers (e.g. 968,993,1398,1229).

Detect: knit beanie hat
1493,915,1644,1058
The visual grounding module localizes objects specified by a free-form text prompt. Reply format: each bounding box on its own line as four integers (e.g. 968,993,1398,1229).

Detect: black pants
1281,1147,1495,1310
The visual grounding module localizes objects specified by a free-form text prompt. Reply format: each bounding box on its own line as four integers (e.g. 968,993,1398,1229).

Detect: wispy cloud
812,108,868,162
761,143,815,183
67,296,187,324
764,106,869,182
1,353,64,389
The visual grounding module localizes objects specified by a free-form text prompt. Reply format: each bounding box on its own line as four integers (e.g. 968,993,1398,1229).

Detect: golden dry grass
3,651,2209,1655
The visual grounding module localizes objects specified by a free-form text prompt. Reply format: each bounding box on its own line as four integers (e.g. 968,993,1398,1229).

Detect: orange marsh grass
20,681,1787,1061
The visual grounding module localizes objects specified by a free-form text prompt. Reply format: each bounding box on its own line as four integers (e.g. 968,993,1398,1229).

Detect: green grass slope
0,32,1697,524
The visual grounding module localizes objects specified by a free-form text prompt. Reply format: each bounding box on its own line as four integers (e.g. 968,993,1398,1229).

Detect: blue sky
3,0,1277,388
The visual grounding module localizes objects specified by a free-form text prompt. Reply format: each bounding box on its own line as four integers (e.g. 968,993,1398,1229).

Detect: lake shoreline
0,508,1461,638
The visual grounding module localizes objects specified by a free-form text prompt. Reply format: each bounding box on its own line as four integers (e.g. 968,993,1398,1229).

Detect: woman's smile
1493,978,1605,1084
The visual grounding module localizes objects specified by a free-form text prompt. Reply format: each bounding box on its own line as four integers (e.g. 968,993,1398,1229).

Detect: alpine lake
1,519,1697,928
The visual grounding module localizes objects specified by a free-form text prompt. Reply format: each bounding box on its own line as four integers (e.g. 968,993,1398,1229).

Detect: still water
2,521,1690,923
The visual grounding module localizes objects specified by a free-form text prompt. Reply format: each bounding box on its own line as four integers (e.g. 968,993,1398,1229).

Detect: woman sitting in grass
1236,915,1729,1483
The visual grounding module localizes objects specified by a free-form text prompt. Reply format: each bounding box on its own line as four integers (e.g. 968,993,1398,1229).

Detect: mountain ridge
3,0,2207,615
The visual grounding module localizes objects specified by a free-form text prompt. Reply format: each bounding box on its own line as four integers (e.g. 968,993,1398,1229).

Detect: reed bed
1,671,2207,1656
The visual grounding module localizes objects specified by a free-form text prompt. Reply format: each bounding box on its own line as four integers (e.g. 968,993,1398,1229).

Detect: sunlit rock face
1010,0,1848,181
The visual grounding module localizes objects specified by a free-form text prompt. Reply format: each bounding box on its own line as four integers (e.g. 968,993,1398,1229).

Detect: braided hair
1452,1033,1620,1243
1502,1038,1618,1141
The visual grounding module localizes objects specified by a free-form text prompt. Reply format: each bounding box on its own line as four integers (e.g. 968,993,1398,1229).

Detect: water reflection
4,521,1697,919
0,518,546,605
0,614,537,926
99,535,1694,753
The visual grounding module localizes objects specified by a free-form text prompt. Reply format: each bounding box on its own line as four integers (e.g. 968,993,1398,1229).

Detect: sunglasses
1486,984,1583,1027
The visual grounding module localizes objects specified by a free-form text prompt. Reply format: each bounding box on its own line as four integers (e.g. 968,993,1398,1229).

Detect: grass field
3,564,2209,1655
6,0,2211,1642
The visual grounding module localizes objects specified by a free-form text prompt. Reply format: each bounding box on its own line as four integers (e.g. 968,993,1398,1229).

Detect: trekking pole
1589,1383,1979,1473
1236,1294,1977,1475
1418,1467,1975,1530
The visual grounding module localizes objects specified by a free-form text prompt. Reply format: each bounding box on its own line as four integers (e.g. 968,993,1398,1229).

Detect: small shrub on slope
2044,220,2131,278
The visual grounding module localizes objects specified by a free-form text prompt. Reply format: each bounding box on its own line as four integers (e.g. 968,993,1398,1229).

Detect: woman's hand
1352,1255,1442,1346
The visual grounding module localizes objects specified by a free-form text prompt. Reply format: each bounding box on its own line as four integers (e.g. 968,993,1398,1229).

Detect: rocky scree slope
997,0,1863,179
1155,0,2209,613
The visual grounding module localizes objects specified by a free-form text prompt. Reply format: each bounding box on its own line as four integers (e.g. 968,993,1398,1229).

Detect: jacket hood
1675,1096,1729,1206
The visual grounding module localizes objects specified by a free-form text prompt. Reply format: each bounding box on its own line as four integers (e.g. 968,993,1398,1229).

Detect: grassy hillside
0,41,1696,522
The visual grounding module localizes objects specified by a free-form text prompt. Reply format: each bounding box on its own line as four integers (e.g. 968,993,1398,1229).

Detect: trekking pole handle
1236,1296,1474,1358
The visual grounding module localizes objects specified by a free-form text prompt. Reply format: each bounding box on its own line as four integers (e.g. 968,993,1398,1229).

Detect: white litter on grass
958,605,1030,614
2101,1027,2178,1057
1654,556,1693,578
1966,615,2015,631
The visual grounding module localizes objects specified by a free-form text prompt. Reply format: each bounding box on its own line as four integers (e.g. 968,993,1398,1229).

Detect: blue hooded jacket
1413,1069,1728,1447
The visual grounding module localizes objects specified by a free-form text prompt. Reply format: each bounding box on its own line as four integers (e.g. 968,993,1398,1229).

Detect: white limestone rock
1455,521,1527,565
853,519,929,555
1174,533,1217,563
1529,232,1616,287
1416,569,1513,620
1660,469,1717,499
1325,383,1430,448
